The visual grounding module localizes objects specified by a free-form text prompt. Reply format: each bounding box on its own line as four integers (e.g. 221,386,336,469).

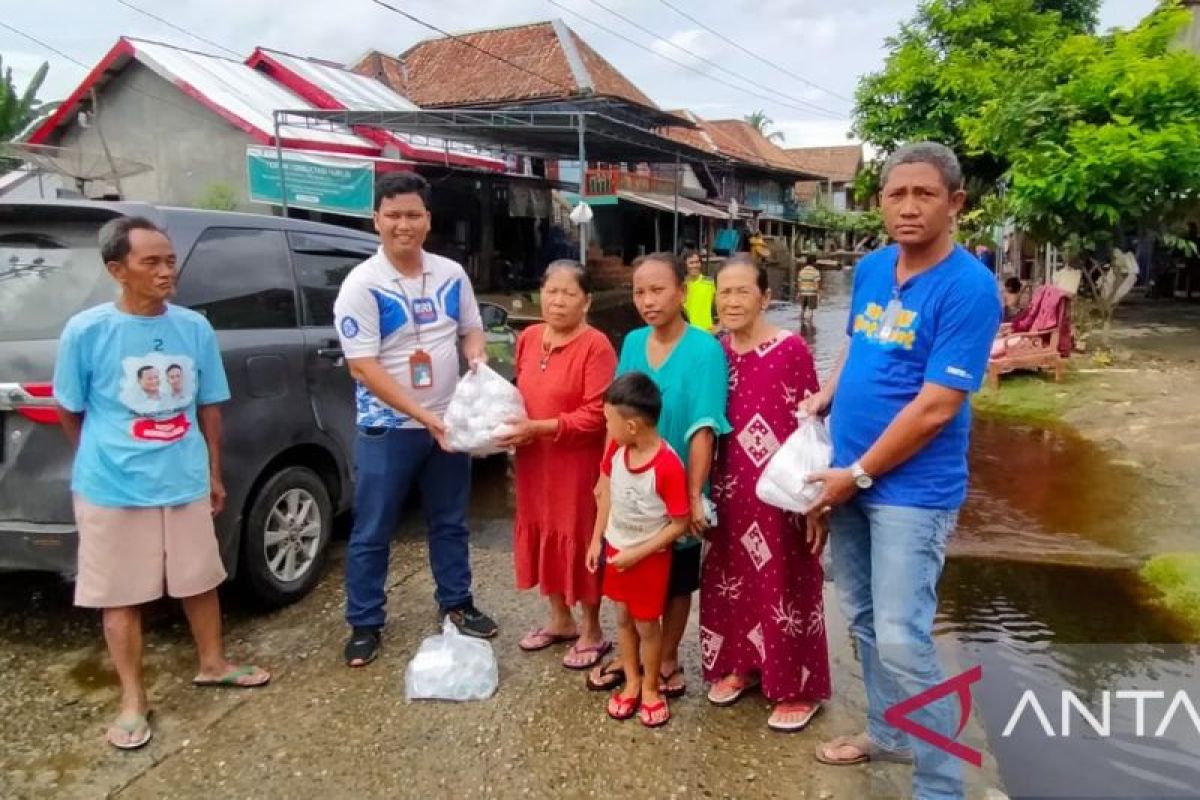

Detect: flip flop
659,666,687,699
193,664,271,688
706,674,758,706
607,692,640,721
768,701,822,733
106,710,153,751
639,699,671,728
562,639,612,670
518,628,579,652
815,733,913,766
586,659,627,692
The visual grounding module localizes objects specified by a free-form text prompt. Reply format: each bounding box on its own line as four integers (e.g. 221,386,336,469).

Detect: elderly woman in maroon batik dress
700,255,831,732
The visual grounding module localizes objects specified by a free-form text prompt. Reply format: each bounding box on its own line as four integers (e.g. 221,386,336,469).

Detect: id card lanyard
395,271,434,389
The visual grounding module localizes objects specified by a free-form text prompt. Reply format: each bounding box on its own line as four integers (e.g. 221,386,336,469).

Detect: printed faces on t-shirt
119,352,196,443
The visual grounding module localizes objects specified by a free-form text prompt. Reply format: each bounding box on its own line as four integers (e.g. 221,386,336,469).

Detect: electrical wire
657,0,855,105
581,0,848,117
369,0,574,94
545,0,844,120
113,0,243,58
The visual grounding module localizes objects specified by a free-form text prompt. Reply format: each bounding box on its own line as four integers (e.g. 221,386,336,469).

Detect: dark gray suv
0,201,515,606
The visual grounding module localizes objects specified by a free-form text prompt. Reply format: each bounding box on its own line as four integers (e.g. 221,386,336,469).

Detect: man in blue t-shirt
53,217,269,751
801,144,1001,800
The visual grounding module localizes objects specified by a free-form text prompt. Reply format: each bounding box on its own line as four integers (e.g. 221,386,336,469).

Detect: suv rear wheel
239,465,332,607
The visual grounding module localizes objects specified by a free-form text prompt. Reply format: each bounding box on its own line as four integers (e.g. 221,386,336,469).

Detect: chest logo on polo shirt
854,301,919,350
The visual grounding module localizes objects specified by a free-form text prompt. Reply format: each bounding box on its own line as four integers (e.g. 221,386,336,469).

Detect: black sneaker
441,603,498,639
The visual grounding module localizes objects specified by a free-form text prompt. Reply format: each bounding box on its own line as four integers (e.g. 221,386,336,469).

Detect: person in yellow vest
682,249,717,332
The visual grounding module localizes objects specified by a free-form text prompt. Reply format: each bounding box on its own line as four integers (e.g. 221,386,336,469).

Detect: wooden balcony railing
585,168,677,196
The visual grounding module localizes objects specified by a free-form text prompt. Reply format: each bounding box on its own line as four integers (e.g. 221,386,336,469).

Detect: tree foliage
963,4,1200,252
852,0,1099,189
1,56,53,142
744,109,785,144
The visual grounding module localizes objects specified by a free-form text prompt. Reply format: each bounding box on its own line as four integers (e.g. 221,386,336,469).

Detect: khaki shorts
73,495,227,608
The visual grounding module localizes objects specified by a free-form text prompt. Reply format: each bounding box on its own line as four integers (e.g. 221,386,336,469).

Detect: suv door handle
317,347,344,361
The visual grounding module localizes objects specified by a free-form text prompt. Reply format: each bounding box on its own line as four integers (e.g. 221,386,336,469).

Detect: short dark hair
543,259,592,293
632,251,685,286
137,365,157,379
166,363,183,374
374,171,432,211
98,216,166,264
681,248,701,263
881,142,964,193
716,253,769,293
1004,277,1022,293
604,372,662,425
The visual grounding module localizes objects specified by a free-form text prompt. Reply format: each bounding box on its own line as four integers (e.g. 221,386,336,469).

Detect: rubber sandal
706,674,758,706
192,664,271,688
518,628,579,652
768,701,822,733
607,692,640,721
562,639,612,670
815,733,913,766
344,628,381,668
639,699,671,728
586,659,627,692
106,711,153,751
659,666,687,699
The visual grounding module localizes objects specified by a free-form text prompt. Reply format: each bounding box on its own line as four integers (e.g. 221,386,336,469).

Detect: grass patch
1140,554,1200,636
973,374,1076,424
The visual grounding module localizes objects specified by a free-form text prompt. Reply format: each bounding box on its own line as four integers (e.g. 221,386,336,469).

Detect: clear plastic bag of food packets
404,619,499,702
755,414,833,514
444,364,527,456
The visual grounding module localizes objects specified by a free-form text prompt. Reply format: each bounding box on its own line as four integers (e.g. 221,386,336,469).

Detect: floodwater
581,267,1200,796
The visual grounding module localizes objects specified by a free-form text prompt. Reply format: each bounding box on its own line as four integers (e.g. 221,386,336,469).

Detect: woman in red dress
497,261,618,670
700,256,831,732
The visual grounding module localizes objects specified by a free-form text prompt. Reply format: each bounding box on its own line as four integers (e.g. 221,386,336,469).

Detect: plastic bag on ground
755,414,833,514
404,619,499,702
444,363,527,457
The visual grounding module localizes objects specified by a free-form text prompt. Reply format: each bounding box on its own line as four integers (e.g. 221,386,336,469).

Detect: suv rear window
0,222,109,341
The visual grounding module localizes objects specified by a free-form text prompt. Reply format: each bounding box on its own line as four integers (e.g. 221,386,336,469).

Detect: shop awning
616,191,727,219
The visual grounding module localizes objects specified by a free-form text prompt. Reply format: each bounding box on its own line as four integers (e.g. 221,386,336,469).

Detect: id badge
409,349,434,389
411,297,437,325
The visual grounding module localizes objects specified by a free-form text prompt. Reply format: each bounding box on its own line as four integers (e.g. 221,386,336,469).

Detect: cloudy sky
3,0,1159,147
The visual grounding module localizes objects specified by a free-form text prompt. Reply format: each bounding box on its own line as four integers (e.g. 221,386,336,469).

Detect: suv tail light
1,383,59,424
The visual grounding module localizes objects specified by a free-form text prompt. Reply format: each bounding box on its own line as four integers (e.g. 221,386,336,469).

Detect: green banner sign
246,147,375,218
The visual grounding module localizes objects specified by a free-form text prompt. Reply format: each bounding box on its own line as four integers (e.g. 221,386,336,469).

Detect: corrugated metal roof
249,47,505,169
130,39,375,151
256,48,419,112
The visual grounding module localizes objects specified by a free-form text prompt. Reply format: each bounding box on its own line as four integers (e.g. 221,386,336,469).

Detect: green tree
965,3,1200,324
852,0,1098,190
1,56,53,142
744,109,785,144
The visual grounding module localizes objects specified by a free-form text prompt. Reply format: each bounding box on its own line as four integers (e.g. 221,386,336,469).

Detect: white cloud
649,28,713,73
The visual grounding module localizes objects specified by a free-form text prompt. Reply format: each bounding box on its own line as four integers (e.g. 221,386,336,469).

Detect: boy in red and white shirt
587,372,690,727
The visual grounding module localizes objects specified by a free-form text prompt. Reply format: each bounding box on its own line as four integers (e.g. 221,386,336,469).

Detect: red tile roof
354,20,657,112
659,113,824,177
785,145,864,183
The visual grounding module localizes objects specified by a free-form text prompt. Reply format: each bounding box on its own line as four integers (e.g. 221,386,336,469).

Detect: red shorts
602,542,672,622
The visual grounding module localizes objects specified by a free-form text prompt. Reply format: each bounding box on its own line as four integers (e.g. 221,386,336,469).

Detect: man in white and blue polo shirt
334,171,497,667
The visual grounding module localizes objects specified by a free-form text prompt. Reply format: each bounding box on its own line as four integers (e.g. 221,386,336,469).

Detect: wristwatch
850,461,875,490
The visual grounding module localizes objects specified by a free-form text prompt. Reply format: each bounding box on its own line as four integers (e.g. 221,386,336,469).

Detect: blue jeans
345,427,473,629
829,500,962,800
